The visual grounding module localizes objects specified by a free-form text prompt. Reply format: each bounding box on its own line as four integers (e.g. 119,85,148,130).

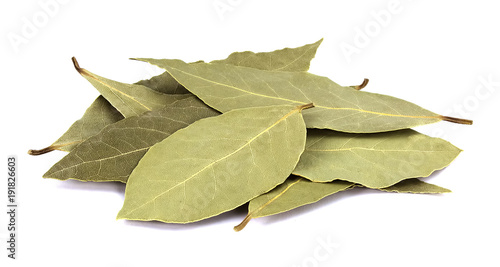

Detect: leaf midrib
306,148,453,153
121,107,302,217
81,69,151,113
167,65,440,120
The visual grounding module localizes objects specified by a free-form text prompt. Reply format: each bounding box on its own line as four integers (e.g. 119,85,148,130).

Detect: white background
1,1,499,266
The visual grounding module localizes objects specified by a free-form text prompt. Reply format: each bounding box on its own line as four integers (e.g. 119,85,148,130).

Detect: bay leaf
43,96,219,183
210,38,323,71
234,176,353,231
234,176,450,231
135,71,190,94
133,39,324,94
137,58,472,132
71,57,190,118
28,95,124,155
31,41,324,155
117,104,312,223
293,129,461,188
378,178,451,193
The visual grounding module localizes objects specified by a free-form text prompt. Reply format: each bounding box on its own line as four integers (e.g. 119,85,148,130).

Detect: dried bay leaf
235,176,450,231
133,39,323,94
43,96,219,183
28,95,124,155
138,59,472,133
135,71,190,94
235,176,354,231
71,57,191,118
29,40,324,155
378,178,451,194
29,75,184,155
293,129,461,188
117,104,312,223
210,38,323,71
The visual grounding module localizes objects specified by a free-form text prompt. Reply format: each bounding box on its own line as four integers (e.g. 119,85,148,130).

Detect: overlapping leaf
293,129,461,188
71,57,191,118
43,97,219,183
211,39,322,71
134,39,323,93
28,96,124,155
117,104,311,223
30,39,470,231
30,40,323,155
138,58,472,133
378,178,451,194
235,176,450,231
234,176,353,231
135,71,190,94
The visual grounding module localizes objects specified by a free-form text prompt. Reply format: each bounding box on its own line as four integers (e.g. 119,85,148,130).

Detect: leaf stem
352,78,369,90
71,57,84,74
234,214,253,232
440,115,473,125
28,145,58,155
297,103,315,111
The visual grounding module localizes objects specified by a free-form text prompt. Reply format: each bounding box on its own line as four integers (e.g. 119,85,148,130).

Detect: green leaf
31,41,324,156
138,58,472,132
234,176,353,231
43,96,219,183
135,71,190,94
117,104,312,223
134,39,323,94
235,176,450,231
28,95,124,155
293,129,462,188
378,178,451,193
71,57,190,118
210,39,323,71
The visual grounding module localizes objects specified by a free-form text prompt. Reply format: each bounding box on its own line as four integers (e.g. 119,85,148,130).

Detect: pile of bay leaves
30,39,472,231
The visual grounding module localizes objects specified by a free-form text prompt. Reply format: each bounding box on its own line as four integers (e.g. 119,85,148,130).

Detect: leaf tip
440,115,473,125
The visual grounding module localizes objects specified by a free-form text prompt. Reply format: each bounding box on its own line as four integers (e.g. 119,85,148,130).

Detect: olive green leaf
211,38,323,71
71,57,190,118
117,104,313,223
43,97,219,183
135,71,190,94
138,59,472,133
28,95,124,155
234,176,450,231
29,73,185,155
234,176,353,231
134,39,324,94
293,129,461,188
29,41,325,156
378,178,451,193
